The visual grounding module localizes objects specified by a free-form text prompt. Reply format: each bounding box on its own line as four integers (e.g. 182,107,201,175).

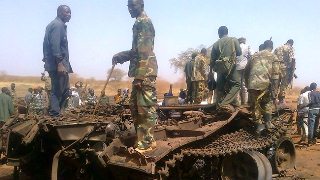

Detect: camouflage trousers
130,76,157,150
192,80,206,104
248,89,273,124
279,69,290,101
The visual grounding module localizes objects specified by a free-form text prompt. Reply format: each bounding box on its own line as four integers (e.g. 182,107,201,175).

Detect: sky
0,0,319,86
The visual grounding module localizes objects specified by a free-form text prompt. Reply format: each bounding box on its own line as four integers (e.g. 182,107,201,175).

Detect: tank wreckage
0,103,296,180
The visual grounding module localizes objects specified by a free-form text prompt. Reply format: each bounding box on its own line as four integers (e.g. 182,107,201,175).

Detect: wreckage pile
1,104,296,180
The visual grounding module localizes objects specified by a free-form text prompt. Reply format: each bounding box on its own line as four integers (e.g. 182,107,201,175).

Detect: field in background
0,74,186,98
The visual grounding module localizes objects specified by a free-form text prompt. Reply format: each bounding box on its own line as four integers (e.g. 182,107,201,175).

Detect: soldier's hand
133,79,143,89
57,62,68,75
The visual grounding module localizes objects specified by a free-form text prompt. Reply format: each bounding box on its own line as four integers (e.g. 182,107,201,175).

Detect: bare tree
108,68,126,81
169,45,207,73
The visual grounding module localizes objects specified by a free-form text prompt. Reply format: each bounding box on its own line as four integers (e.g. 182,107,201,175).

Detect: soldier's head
218,26,228,38
28,88,33,93
286,39,294,46
57,5,71,23
128,0,144,18
1,87,10,95
200,48,207,56
88,88,94,95
191,52,198,60
117,89,122,95
310,82,317,91
259,44,265,51
263,40,273,51
238,37,246,44
11,83,15,90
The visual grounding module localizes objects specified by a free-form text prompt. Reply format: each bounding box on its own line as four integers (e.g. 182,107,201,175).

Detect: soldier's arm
210,45,218,69
136,20,155,59
49,23,64,64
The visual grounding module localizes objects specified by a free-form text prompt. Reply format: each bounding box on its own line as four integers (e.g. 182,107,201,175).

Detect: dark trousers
49,71,70,116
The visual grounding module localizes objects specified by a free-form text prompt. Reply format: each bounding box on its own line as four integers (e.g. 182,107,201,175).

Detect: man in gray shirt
43,5,73,116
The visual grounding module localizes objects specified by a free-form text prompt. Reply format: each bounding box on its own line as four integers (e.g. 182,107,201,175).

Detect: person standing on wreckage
245,40,281,134
112,0,158,152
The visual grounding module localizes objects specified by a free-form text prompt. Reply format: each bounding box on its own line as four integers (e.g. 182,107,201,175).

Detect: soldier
246,40,280,134
41,72,51,102
99,91,110,106
192,48,208,104
0,87,14,122
86,88,97,106
112,0,158,151
274,39,296,104
210,26,242,110
43,5,73,117
24,88,33,107
9,83,17,102
184,52,197,104
29,87,46,115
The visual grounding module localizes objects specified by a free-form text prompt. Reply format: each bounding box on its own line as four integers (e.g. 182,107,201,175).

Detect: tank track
158,111,293,178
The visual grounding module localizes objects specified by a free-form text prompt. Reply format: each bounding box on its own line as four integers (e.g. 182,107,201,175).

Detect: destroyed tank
1,102,296,180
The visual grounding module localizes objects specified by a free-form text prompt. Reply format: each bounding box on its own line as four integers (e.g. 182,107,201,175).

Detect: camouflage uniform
191,54,208,104
274,44,295,101
99,96,110,106
41,73,51,101
29,93,45,115
113,12,158,150
246,50,280,125
86,94,97,105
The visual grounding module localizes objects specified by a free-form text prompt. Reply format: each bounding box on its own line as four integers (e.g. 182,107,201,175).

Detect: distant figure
114,89,122,104
86,88,97,106
307,83,320,145
192,48,208,104
41,72,51,102
178,89,187,104
246,40,280,133
0,87,14,122
184,52,197,104
24,88,33,107
274,39,296,104
210,26,242,109
99,91,110,106
43,5,73,116
10,83,17,103
297,86,310,143
29,87,45,115
66,87,80,109
236,37,251,105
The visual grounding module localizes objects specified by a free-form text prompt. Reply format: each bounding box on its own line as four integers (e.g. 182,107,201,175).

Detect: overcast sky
0,0,319,86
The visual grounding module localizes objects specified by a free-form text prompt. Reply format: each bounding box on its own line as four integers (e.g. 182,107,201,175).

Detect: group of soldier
1,0,304,153
184,25,297,134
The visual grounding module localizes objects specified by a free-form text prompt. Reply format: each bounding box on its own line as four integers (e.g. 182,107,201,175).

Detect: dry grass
0,74,186,98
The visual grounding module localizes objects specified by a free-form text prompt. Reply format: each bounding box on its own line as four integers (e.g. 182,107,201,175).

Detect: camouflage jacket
131,12,158,80
86,94,97,105
41,75,51,91
192,54,207,81
274,44,294,69
246,50,280,90
30,94,45,110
